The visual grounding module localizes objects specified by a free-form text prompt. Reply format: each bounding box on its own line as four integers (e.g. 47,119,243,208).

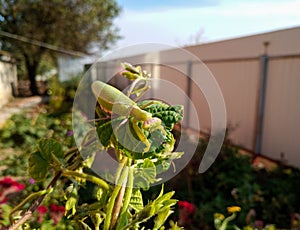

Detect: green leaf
91,213,103,229
162,199,178,207
65,196,77,217
65,184,78,217
140,101,183,129
143,159,156,178
28,151,49,181
115,211,129,230
96,187,104,201
156,191,175,204
122,62,141,75
96,187,109,206
0,204,12,227
155,159,171,174
124,185,177,230
157,184,164,199
169,221,182,230
129,188,144,212
134,159,156,189
154,208,173,230
37,138,64,161
96,120,113,148
136,203,156,223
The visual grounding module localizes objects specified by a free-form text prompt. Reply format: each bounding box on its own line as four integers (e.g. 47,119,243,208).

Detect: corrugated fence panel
190,62,212,133
262,58,300,166
205,60,260,150
157,64,190,127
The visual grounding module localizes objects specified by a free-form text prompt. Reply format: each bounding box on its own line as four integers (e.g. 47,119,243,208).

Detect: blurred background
1,0,300,229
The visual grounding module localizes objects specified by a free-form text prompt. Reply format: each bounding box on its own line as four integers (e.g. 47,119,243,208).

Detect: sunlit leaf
154,208,173,230
65,184,78,217
134,159,156,190
129,188,144,212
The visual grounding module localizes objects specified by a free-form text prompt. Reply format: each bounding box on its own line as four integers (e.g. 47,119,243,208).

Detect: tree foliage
0,0,121,95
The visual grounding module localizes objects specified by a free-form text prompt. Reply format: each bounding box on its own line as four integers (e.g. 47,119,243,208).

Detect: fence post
186,61,193,129
255,42,269,154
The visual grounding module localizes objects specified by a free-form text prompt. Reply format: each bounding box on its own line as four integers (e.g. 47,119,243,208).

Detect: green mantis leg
131,121,150,152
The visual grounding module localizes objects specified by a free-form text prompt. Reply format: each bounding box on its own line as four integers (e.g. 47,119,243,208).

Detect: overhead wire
0,30,87,57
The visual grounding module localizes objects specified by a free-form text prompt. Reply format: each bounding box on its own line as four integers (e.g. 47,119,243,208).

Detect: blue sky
112,0,300,50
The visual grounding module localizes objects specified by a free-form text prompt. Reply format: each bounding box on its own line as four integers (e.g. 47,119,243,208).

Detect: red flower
50,204,58,212
0,177,25,191
178,201,196,227
37,205,48,214
57,206,65,213
50,204,65,225
0,177,15,187
37,205,48,224
0,177,25,203
50,204,65,213
178,201,195,215
14,183,25,191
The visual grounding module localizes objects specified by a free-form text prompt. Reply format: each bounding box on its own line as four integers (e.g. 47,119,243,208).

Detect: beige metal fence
262,55,300,166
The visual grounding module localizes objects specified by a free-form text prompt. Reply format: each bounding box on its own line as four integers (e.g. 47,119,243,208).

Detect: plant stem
103,159,129,230
9,171,62,230
119,167,133,216
115,166,133,229
62,170,110,190
220,213,237,230
127,78,142,96
114,158,126,183
9,188,53,222
126,77,148,98
111,175,127,229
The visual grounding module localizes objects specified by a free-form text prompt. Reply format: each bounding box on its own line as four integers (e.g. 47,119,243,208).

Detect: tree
0,0,121,95
175,28,206,47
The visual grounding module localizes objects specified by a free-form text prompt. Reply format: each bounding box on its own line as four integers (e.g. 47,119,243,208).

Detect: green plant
48,74,81,114
8,63,184,230
0,109,75,151
214,206,241,230
159,133,300,229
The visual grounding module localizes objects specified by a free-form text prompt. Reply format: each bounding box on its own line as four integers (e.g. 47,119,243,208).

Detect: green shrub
157,136,300,229
0,111,75,150
48,74,81,114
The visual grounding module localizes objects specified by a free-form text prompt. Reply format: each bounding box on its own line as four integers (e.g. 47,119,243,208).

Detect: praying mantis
92,80,164,154
91,62,183,159
92,80,152,122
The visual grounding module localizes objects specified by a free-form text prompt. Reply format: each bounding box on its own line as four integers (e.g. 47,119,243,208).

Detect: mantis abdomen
91,81,151,121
